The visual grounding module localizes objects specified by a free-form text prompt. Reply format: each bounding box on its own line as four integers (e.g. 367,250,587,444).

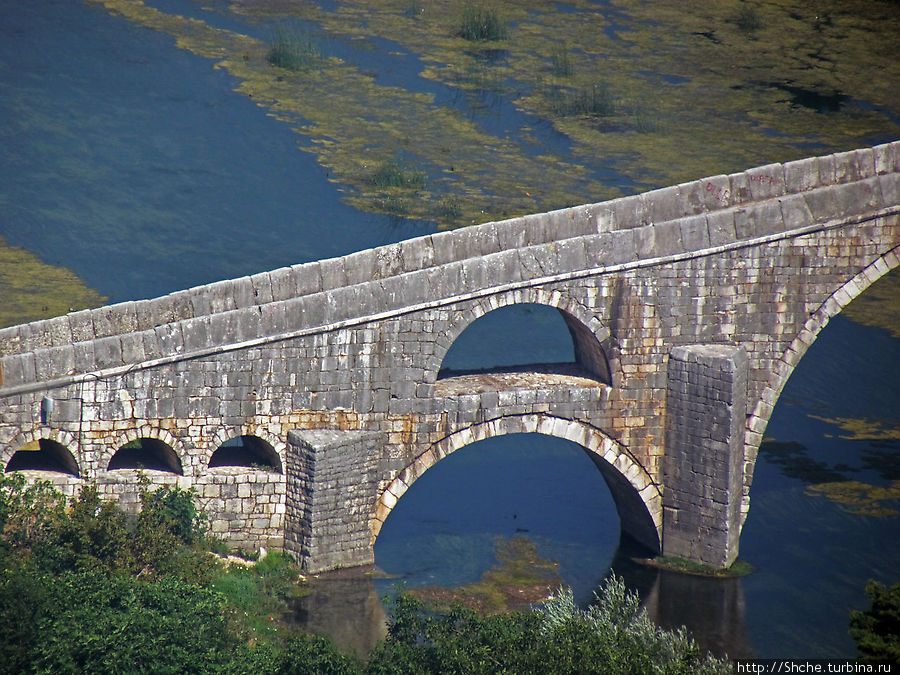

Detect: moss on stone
635,555,754,578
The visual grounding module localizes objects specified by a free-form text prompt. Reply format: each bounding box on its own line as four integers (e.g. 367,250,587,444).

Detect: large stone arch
371,414,662,553
430,287,620,387
2,428,80,475
741,246,900,519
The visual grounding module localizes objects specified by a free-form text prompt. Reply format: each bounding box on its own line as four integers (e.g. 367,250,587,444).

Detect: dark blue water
1,0,897,661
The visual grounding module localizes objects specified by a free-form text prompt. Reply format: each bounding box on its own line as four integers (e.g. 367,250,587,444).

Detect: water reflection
293,536,754,661
290,567,388,658
611,543,752,659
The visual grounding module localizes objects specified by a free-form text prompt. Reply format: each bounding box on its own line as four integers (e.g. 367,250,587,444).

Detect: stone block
706,210,736,247
782,156,820,193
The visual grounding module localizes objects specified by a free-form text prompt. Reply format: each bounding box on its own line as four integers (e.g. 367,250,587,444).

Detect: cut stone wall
662,345,748,567
285,429,383,572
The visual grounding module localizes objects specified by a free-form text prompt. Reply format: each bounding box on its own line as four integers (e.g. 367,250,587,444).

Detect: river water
1,0,898,661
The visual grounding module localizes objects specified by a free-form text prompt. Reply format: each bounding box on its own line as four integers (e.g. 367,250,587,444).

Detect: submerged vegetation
0,236,105,329
408,536,563,613
0,472,731,673
458,4,508,42
266,26,323,71
87,0,900,230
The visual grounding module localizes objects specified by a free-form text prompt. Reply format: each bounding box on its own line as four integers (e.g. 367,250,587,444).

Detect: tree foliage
365,578,729,675
850,580,900,663
0,471,729,674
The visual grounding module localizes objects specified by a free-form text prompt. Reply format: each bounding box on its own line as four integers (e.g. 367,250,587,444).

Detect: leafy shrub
850,580,900,663
15,570,237,674
37,484,134,574
367,576,729,674
458,4,508,42
0,471,65,558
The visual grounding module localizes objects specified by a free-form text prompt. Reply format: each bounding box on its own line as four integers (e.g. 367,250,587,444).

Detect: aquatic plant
458,4,508,42
431,196,463,221
369,158,426,190
631,99,666,133
266,26,321,71
550,46,573,77
734,5,763,33
548,83,615,118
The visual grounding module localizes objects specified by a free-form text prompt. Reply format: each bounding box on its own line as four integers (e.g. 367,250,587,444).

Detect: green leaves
850,580,900,663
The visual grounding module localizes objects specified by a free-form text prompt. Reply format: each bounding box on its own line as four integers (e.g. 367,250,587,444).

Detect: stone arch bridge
1,142,898,571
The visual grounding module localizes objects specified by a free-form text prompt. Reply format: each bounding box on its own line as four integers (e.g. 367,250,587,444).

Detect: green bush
366,577,729,674
850,580,900,663
458,4,508,42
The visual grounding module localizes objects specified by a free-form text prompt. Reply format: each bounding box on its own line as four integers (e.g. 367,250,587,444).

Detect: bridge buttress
285,429,385,573
662,344,748,568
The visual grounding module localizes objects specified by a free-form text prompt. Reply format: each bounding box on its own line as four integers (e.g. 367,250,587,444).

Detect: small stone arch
207,431,283,473
204,425,286,471
371,414,662,553
431,287,620,386
1,428,79,468
3,428,81,477
105,428,185,475
742,247,900,519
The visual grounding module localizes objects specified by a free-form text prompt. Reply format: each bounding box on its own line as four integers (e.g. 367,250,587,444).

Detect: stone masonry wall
0,143,897,568
663,345,748,567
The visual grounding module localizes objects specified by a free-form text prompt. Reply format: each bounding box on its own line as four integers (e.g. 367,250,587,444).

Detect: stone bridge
1,142,898,571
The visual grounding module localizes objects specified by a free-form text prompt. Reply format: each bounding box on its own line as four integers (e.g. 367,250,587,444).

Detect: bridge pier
285,429,384,573
662,345,748,568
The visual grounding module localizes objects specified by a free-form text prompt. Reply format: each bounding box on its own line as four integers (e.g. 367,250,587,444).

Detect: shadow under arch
372,414,661,553
5,438,80,477
107,437,183,474
209,434,283,472
433,291,617,387
742,249,900,520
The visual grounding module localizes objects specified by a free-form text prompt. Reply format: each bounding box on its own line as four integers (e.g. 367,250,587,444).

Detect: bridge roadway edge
0,142,898,571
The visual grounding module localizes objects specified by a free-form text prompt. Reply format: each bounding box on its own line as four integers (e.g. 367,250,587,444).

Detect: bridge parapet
1,142,897,394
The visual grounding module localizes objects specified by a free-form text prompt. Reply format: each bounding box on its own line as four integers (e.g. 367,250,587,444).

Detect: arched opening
738,267,900,657
373,433,637,605
5,439,80,476
437,302,611,385
107,438,183,474
209,435,282,472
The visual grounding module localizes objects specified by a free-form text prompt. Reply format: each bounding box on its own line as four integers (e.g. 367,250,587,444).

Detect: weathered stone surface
0,143,896,569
